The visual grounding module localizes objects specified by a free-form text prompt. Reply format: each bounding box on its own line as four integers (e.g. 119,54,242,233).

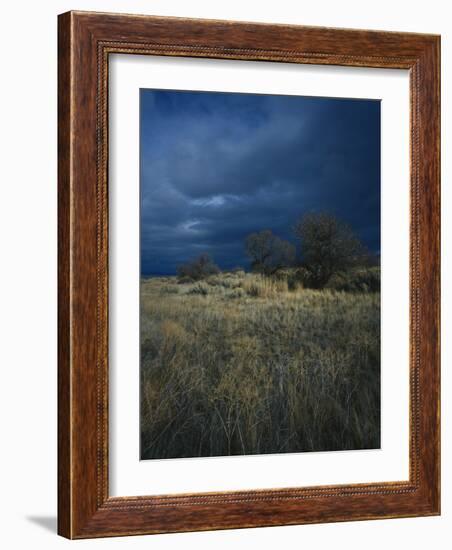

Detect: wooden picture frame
58,10,440,539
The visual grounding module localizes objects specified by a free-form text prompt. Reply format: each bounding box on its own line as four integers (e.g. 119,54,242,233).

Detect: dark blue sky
140,89,380,275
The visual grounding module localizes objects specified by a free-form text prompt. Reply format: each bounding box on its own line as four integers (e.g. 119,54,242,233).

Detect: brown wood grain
57,10,72,539
58,11,440,539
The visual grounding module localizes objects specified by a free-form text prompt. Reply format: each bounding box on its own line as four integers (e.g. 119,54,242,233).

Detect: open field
140,270,380,459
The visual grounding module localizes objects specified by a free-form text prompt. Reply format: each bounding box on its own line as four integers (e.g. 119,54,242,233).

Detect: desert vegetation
140,213,380,459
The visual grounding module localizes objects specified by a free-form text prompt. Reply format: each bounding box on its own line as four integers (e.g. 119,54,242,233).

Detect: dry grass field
140,270,380,459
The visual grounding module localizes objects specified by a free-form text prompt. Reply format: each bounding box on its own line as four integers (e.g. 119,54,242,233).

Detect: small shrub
187,282,210,295
205,275,221,287
206,272,245,289
177,275,193,284
207,276,233,289
161,284,180,295
177,253,220,281
226,287,246,299
326,268,380,293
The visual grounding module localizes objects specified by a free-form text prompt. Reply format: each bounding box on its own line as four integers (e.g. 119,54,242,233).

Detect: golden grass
140,271,380,459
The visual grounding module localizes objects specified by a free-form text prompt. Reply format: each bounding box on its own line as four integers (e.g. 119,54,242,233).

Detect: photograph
139,89,382,460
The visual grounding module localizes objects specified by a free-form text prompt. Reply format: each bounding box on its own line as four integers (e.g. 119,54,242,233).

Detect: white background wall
0,1,449,548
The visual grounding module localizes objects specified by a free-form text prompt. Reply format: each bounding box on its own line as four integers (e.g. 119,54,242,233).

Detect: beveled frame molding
58,11,440,539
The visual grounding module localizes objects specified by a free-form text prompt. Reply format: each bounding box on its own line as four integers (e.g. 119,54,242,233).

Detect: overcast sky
140,89,380,275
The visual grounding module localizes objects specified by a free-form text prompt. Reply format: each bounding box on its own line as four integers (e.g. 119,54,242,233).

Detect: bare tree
245,230,295,275
293,212,367,288
177,253,220,281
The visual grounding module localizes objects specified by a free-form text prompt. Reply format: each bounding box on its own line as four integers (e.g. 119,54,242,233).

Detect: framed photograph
58,11,440,538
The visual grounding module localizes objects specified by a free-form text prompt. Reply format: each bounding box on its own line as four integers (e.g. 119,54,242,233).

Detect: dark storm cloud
140,89,380,275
